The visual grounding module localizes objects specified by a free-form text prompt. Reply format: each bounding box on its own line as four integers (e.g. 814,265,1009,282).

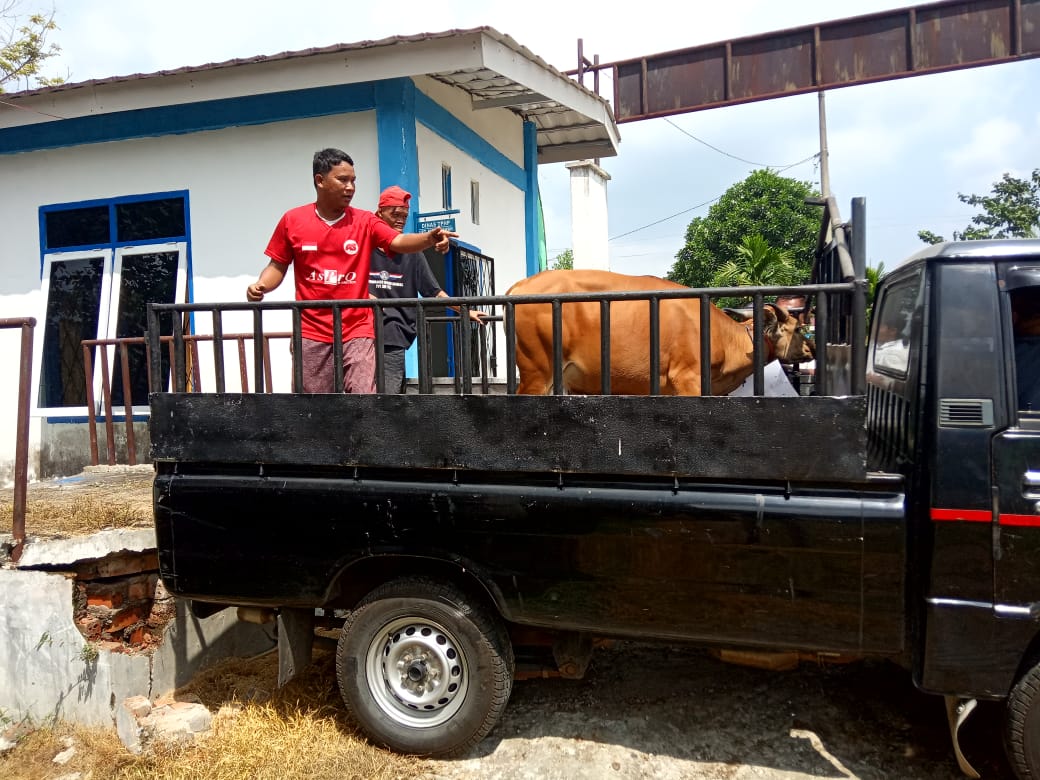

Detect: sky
15,0,1040,278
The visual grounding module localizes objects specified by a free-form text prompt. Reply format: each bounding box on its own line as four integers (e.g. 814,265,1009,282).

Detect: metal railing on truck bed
145,198,866,399
146,284,857,398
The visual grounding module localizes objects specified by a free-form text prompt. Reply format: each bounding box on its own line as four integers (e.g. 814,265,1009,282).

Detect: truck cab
868,239,1040,777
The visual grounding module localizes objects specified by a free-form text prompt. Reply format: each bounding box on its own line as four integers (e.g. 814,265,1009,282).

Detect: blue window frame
34,191,191,418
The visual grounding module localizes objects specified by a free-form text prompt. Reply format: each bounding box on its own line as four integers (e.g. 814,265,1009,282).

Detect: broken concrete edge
13,528,158,569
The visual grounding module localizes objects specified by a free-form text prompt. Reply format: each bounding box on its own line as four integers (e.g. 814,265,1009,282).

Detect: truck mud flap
944,696,980,779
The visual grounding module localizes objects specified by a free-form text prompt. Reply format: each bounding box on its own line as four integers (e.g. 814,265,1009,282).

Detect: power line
609,195,721,242
664,118,818,170
605,128,819,243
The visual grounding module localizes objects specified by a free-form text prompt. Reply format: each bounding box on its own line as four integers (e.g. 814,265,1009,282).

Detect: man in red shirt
247,148,456,393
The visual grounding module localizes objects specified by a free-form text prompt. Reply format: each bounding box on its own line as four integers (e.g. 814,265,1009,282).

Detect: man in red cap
369,185,487,393
246,149,457,393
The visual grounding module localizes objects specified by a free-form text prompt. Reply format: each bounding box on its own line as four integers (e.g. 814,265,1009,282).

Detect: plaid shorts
299,337,376,393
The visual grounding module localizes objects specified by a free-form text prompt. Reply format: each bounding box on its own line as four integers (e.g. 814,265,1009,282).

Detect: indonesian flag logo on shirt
343,239,360,255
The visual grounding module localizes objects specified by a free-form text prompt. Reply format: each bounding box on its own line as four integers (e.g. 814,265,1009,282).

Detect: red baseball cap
378,186,411,208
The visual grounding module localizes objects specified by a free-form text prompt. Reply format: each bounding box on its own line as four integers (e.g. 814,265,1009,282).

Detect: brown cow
506,269,814,396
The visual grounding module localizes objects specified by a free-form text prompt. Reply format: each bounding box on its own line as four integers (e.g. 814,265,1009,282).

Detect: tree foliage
667,169,822,289
865,262,886,309
550,248,573,271
712,234,799,288
1,3,62,93
865,262,886,325
709,233,803,309
918,169,1040,244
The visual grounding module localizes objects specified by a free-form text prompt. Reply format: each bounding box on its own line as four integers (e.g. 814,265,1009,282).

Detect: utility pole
818,90,831,198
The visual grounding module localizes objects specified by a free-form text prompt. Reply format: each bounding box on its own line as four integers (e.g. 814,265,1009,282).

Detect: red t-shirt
265,204,399,342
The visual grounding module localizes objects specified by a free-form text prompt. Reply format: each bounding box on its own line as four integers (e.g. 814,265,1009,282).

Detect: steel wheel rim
365,615,468,728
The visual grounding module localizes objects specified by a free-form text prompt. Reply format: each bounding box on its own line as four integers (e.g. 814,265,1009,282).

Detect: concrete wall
0,529,274,730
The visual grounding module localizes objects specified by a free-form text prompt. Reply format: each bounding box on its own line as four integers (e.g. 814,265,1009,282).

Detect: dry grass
0,469,432,776
0,468,154,538
0,646,431,780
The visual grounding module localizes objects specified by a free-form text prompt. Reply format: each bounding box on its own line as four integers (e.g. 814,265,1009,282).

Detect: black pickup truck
148,198,1040,777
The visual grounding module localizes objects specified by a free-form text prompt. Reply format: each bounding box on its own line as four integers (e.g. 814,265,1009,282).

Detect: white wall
415,124,527,290
415,124,525,381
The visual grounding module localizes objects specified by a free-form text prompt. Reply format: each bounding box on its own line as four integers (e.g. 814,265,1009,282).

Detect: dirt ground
1,470,1018,778
421,641,1013,780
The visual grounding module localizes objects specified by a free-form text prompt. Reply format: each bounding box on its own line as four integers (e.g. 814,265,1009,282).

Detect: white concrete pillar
566,160,611,271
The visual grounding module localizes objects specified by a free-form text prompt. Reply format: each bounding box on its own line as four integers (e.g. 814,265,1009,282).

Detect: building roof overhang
3,27,619,165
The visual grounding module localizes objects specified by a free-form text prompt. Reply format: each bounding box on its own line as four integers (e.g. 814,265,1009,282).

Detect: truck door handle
1023,471,1040,500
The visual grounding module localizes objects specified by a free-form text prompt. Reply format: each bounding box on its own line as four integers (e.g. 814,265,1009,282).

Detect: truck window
1011,286,1040,413
872,280,919,377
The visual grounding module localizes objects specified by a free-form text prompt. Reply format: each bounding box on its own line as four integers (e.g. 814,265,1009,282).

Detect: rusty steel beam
607,0,1039,122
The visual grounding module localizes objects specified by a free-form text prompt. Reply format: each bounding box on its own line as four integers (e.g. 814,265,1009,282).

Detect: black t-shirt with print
368,248,444,349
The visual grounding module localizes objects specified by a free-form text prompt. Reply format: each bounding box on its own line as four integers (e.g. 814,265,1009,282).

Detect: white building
0,28,619,480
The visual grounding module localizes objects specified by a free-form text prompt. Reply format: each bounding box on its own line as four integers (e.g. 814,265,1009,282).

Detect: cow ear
761,304,782,338
764,302,788,323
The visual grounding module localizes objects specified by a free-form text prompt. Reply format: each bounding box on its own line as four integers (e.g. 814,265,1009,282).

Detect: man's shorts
299,337,376,393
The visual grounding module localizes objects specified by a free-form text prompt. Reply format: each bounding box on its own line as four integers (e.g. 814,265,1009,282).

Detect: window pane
45,206,110,249
110,251,180,407
441,164,452,209
116,198,186,242
39,257,105,407
872,281,918,377
1012,286,1040,412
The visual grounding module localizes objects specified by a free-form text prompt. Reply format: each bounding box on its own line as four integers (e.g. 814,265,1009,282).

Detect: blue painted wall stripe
523,120,539,277
413,90,525,192
0,83,376,155
375,79,420,233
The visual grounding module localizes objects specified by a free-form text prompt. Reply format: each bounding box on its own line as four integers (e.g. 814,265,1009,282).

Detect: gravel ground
425,642,1014,780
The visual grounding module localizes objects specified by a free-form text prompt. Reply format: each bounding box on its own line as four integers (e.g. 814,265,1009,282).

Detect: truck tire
335,577,514,756
1006,660,1040,778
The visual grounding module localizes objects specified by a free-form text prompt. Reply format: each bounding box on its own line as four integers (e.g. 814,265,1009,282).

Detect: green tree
865,262,886,325
668,169,821,289
550,248,573,271
1,4,62,93
918,169,1040,244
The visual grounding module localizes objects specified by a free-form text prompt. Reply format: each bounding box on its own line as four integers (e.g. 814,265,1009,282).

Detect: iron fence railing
1,317,36,563
80,331,292,466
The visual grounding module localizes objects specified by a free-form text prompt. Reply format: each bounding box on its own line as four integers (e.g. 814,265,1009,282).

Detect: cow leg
667,364,704,396
516,359,553,395
517,375,551,395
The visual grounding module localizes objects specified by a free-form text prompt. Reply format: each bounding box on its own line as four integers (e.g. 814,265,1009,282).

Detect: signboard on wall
417,216,456,232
